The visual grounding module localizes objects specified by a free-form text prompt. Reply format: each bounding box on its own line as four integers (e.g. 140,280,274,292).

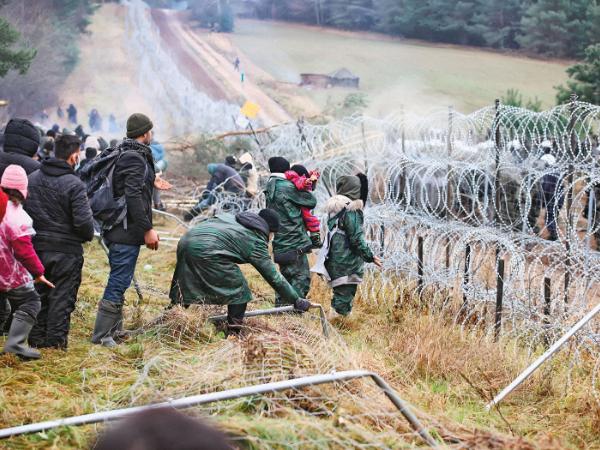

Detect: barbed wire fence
240,98,600,402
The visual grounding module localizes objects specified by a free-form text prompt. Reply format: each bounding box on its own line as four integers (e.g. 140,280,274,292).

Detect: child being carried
284,165,322,248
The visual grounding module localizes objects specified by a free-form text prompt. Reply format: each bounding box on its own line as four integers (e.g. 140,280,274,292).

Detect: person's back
25,135,94,349
103,137,156,246
92,113,159,348
264,156,317,305
265,163,315,254
209,163,244,193
0,118,41,178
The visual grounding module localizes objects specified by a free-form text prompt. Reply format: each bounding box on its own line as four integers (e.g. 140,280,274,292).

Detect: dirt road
151,9,293,125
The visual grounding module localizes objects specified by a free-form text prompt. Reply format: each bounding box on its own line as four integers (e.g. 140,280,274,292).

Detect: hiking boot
91,300,123,348
3,311,40,360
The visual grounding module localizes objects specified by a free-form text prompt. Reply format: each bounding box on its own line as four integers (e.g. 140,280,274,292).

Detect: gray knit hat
126,113,153,139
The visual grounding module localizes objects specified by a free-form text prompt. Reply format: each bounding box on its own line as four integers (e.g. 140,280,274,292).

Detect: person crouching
169,208,310,331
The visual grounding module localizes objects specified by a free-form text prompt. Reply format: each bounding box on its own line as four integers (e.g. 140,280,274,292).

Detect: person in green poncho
317,174,382,316
264,157,317,306
169,209,310,329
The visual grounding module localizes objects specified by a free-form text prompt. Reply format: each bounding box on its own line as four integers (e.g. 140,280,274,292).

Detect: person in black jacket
0,118,41,178
91,113,159,347
25,134,94,349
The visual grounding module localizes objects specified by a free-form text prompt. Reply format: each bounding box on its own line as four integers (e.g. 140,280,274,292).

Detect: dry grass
0,220,598,448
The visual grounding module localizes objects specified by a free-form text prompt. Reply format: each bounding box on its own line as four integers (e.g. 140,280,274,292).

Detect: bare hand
154,177,172,191
144,229,160,250
373,256,383,269
34,275,55,289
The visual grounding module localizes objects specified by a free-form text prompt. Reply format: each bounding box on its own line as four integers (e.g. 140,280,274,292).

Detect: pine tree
0,17,36,78
468,0,525,49
517,0,592,57
556,44,600,105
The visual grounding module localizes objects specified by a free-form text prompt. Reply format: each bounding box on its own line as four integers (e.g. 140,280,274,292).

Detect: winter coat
206,163,245,193
25,158,94,255
265,175,317,254
324,195,374,287
103,139,156,246
169,212,299,306
0,151,40,178
0,118,42,177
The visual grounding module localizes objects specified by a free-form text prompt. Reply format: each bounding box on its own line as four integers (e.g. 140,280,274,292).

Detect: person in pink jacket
0,165,54,359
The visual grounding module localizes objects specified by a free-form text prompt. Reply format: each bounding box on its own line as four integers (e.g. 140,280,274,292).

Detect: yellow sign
241,101,260,119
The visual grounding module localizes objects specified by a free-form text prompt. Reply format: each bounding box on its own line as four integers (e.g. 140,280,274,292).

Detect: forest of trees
0,0,96,116
240,0,599,59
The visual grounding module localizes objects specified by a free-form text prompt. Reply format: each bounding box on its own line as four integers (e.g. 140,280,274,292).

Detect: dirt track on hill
151,9,293,125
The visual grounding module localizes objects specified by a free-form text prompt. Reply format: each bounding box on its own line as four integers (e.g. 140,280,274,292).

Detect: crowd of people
0,112,381,360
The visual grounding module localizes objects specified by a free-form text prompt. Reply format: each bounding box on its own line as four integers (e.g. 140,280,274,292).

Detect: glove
310,232,322,248
294,298,311,312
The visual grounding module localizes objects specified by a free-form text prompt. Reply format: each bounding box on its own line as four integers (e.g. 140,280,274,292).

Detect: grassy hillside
0,215,598,448
231,19,570,115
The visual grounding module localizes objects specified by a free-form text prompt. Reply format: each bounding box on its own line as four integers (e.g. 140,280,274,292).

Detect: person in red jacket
0,188,7,223
0,165,54,359
284,164,322,247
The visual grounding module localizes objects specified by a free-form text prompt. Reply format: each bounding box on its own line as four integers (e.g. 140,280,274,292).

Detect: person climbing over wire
169,208,310,333
184,163,246,221
312,173,382,318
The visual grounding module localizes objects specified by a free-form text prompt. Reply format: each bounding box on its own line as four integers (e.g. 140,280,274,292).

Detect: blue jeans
102,243,141,304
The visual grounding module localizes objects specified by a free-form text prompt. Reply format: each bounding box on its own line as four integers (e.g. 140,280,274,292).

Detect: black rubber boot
91,300,122,348
3,311,41,360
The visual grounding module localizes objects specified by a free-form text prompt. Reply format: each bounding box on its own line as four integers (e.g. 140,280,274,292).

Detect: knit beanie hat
126,113,153,139
290,164,309,177
268,156,290,174
1,164,28,199
0,188,7,223
258,208,280,232
336,175,361,201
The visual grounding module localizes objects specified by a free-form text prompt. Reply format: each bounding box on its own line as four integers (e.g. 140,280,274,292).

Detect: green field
232,19,571,115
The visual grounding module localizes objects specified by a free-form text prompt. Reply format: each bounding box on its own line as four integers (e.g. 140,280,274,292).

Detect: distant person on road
233,56,240,71
67,104,77,125
89,109,103,132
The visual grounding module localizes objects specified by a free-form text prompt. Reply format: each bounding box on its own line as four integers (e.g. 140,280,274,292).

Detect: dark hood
40,157,75,177
118,138,153,161
235,211,270,239
3,118,41,157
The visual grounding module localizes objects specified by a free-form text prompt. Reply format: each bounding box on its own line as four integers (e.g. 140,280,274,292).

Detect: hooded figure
265,156,317,306
0,118,42,177
169,209,308,330
317,173,375,316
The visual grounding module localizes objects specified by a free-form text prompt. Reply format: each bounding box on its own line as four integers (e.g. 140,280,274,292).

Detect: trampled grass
0,217,598,448
230,19,570,116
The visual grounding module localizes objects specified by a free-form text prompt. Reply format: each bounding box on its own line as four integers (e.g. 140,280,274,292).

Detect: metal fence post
543,277,552,347
494,258,505,341
417,236,424,296
462,244,471,305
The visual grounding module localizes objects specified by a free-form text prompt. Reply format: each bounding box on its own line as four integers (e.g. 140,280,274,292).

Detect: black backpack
79,148,127,232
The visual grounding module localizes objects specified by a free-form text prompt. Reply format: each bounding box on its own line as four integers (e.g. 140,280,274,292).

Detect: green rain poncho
265,175,317,254
324,175,374,287
169,212,299,306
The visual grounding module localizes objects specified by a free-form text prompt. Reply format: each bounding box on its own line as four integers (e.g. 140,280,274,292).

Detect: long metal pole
208,303,329,338
486,301,600,410
0,370,438,447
